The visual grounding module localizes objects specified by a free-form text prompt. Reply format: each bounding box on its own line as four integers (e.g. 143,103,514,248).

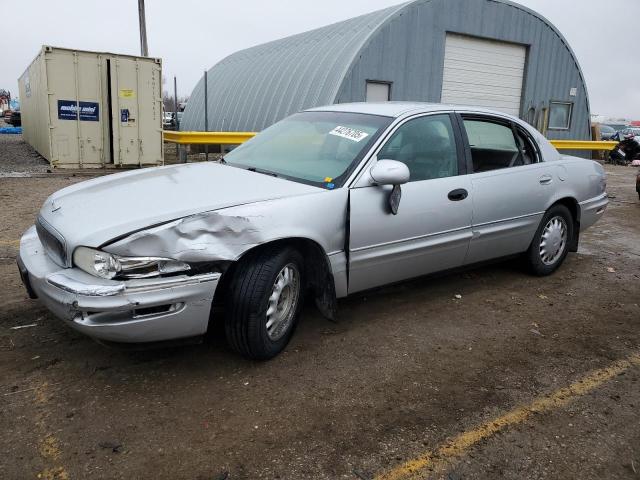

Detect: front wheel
526,204,573,276
225,246,304,360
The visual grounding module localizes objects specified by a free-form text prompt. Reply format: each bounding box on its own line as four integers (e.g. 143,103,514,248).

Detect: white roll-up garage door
441,33,526,117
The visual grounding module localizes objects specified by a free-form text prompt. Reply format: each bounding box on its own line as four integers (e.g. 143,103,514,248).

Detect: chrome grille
36,216,68,267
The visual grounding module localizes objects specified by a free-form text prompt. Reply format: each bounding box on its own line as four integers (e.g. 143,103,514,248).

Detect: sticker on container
329,126,369,142
24,73,31,98
119,89,135,98
120,108,129,124
57,100,99,121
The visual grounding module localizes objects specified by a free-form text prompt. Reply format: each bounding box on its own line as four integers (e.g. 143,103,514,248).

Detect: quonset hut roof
181,3,408,132
182,0,588,136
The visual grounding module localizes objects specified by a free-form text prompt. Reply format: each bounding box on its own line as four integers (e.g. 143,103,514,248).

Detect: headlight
73,247,190,280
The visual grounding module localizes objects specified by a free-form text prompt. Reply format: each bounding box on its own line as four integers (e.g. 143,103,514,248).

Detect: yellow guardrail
549,140,617,151
164,131,617,152
163,131,256,145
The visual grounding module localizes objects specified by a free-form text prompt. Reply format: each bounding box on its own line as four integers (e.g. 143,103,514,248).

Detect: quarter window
378,114,459,182
548,102,573,130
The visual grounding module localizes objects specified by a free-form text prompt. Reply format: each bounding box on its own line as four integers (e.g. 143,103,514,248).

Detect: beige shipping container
18,46,163,169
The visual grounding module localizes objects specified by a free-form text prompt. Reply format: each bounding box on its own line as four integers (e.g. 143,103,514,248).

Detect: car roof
307,101,517,119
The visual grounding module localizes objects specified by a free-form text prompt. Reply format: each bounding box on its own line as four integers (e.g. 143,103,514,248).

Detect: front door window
378,114,459,182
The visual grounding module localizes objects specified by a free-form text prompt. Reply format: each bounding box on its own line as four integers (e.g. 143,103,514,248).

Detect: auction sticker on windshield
329,126,369,142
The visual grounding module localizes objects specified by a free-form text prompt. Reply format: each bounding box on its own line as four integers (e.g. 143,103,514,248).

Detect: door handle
448,188,468,201
539,174,553,185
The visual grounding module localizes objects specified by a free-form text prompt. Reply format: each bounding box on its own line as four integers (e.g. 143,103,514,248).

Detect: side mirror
369,160,409,215
369,159,410,186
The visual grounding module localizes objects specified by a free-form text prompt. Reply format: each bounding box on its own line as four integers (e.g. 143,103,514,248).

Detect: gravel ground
0,151,638,479
0,128,50,176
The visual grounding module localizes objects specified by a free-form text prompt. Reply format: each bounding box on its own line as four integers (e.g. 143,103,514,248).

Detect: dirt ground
0,148,639,479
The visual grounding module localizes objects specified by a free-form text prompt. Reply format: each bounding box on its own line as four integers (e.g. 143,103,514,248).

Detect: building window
548,101,573,130
366,81,391,102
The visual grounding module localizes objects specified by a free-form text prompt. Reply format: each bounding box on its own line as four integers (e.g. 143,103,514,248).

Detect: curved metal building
182,0,590,141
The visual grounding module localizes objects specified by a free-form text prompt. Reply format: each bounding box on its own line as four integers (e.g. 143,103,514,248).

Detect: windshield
224,111,392,188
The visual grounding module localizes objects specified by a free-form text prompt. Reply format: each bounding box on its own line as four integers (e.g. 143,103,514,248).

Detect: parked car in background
606,123,629,132
598,124,617,140
18,103,608,360
612,127,640,141
163,112,175,129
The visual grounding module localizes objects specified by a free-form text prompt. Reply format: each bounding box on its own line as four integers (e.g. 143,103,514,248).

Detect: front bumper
18,226,220,343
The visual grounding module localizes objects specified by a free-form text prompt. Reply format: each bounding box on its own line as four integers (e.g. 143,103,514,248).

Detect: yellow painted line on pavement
376,352,640,480
34,382,69,480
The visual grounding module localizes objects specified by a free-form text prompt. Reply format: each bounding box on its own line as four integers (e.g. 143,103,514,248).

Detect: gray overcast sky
1,0,638,119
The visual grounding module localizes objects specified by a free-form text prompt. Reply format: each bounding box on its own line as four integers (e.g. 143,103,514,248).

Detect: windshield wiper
246,167,279,178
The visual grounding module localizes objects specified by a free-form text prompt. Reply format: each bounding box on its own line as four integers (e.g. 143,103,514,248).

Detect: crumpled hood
38,162,320,249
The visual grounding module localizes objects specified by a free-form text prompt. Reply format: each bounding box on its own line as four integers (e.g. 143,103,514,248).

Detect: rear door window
463,119,520,172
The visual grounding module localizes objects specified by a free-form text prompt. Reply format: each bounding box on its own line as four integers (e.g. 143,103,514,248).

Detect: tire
225,245,304,360
526,204,573,276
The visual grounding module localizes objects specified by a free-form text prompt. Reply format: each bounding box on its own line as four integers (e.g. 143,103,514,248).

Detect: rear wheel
526,204,573,276
225,246,304,360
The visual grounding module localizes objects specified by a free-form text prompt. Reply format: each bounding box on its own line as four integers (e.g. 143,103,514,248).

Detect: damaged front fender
103,211,265,263
102,190,350,317
103,190,348,264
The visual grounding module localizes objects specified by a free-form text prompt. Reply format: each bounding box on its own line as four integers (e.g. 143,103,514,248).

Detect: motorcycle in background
608,134,640,166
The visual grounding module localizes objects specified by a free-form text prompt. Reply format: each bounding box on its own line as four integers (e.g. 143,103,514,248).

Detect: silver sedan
18,103,608,359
